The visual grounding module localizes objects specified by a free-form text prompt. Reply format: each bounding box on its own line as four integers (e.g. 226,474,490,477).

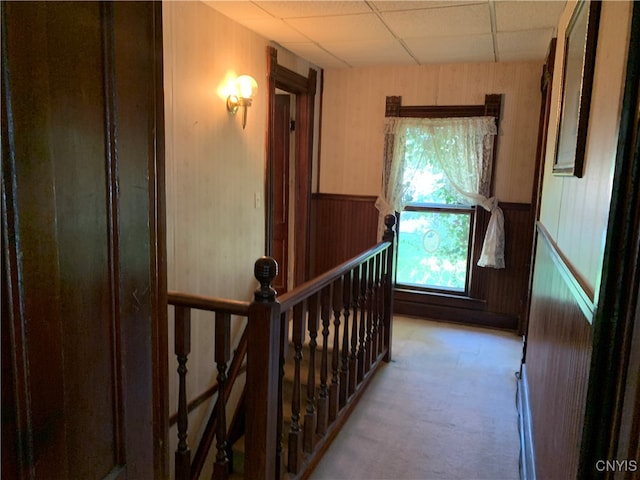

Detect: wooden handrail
278,241,390,310
170,214,396,480
168,293,250,480
168,291,250,315
245,214,397,478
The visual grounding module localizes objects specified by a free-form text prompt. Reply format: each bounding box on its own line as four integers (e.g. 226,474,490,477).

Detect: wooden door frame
265,46,317,286
521,37,557,343
1,2,168,476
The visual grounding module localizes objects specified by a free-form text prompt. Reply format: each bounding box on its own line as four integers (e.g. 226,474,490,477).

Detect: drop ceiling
204,1,565,68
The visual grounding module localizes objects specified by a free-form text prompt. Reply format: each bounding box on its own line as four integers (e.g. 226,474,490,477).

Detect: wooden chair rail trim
168,291,250,316
278,241,391,310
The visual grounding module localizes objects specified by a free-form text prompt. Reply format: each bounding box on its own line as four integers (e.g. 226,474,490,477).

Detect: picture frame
553,0,601,177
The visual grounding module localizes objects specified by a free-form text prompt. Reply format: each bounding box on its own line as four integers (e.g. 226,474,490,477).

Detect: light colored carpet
309,315,522,480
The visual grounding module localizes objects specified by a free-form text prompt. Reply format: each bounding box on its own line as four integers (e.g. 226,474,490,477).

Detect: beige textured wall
539,0,632,297
163,2,318,474
319,61,543,203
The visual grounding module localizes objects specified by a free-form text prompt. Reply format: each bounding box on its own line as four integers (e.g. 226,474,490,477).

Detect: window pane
402,129,466,205
396,210,471,291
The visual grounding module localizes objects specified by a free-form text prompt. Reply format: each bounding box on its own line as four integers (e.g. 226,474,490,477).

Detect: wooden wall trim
536,222,595,323
310,196,532,331
394,298,518,331
312,193,377,203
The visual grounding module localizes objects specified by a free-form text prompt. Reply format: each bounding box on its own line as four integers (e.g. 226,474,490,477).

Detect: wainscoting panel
525,224,594,480
311,197,533,332
484,203,534,331
394,203,533,331
310,193,379,276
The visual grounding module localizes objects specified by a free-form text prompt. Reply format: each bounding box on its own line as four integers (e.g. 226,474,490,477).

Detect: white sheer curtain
376,116,505,268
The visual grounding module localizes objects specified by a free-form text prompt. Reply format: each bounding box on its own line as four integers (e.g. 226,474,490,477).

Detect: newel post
382,214,396,362
245,256,282,479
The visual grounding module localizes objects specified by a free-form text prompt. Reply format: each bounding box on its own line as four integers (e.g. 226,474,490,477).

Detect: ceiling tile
279,42,349,68
255,1,372,18
496,29,555,62
204,0,565,69
495,1,565,32
405,34,495,64
381,3,492,38
241,18,310,43
322,39,416,67
287,13,395,42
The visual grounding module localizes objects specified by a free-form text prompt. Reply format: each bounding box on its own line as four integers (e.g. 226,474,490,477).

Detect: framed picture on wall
553,0,601,177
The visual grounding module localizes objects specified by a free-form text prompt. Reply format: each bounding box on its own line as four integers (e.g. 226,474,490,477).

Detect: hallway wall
162,2,319,474
538,0,632,296
526,1,633,478
319,61,542,203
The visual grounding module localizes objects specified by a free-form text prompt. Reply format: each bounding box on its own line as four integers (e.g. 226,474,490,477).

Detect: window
396,129,473,292
377,95,503,304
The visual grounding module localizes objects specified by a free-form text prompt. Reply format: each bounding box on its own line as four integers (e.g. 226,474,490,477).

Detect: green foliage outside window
396,129,471,291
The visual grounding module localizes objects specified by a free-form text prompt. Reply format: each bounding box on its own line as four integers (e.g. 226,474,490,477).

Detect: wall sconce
226,74,258,129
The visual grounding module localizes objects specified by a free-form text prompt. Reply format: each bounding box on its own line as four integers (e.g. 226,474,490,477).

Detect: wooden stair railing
169,214,396,480
168,293,251,480
245,214,396,479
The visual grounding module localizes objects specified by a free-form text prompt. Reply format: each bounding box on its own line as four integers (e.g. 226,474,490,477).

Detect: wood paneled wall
310,193,379,276
395,203,533,331
311,195,534,331
526,225,593,480
485,203,534,331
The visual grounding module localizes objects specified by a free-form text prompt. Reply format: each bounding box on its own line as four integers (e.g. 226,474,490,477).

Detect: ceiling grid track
489,0,499,63
366,0,421,66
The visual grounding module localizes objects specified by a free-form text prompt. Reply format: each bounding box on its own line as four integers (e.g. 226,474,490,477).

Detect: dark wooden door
1,2,167,479
272,94,291,294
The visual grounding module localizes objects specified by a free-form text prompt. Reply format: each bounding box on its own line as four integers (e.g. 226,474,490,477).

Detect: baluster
357,261,368,383
288,301,305,473
175,306,191,480
340,270,352,407
304,293,319,452
348,266,359,397
212,312,230,479
379,247,389,359
317,286,331,435
364,257,375,374
329,279,342,421
372,253,382,361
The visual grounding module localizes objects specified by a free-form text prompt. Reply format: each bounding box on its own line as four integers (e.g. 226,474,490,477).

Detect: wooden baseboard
517,365,536,480
394,297,518,331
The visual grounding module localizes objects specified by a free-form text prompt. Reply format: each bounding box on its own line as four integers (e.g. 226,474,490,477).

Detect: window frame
397,204,476,294
385,94,502,302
